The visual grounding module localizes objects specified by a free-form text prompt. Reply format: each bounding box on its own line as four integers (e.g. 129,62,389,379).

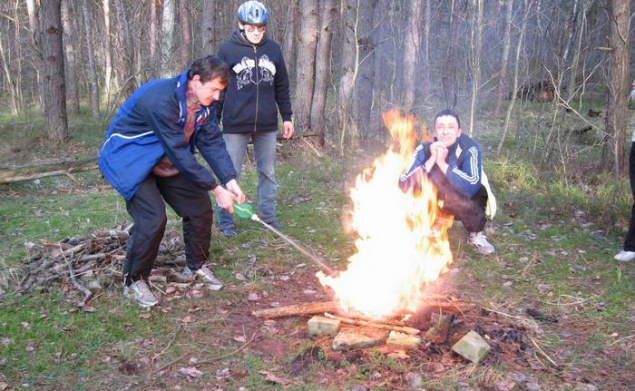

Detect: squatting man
399,109,496,255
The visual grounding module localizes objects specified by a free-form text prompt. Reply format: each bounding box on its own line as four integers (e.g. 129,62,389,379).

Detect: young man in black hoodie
215,1,294,236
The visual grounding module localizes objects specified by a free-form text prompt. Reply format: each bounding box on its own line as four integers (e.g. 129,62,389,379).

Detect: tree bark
353,0,375,140
39,0,68,143
161,0,176,77
310,0,337,145
252,301,338,319
294,0,319,135
82,0,100,118
60,0,79,115
101,0,113,102
114,0,136,96
467,0,484,136
494,0,514,117
148,0,159,78
178,0,191,69
200,0,215,56
602,0,630,174
337,0,360,151
402,0,422,113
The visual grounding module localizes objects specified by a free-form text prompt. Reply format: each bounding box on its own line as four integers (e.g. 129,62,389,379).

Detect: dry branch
324,312,420,335
0,158,97,183
251,301,338,319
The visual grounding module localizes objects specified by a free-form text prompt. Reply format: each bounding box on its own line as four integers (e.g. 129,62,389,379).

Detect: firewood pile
16,224,187,307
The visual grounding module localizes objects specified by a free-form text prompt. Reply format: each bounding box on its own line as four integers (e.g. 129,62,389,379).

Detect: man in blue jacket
99,55,245,308
215,0,294,236
399,109,496,255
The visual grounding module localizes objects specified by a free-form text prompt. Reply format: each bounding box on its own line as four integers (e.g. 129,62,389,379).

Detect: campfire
317,109,454,320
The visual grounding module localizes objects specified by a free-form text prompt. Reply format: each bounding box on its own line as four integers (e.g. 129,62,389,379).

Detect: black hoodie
217,28,293,133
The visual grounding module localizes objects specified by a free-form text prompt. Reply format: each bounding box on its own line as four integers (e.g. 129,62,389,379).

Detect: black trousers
428,167,488,233
123,174,213,285
623,142,635,251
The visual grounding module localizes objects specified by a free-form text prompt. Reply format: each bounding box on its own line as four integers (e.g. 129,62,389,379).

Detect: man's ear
238,22,245,31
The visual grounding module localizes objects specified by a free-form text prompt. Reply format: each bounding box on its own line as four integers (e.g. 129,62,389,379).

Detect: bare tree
114,0,136,96
309,0,336,145
402,0,422,112
39,0,68,142
337,0,360,150
494,0,515,116
467,0,484,136
161,0,176,77
148,0,159,78
178,0,191,69
294,0,319,134
102,0,113,102
61,0,79,115
82,0,100,117
602,0,630,174
353,0,375,139
201,0,215,55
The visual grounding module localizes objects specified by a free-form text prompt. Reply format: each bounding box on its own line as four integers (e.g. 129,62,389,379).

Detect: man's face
191,76,226,107
434,115,462,147
240,23,266,44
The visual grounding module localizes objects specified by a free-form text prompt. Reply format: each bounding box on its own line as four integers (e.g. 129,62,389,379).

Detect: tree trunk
201,0,215,56
148,0,159,78
467,0,484,136
494,0,514,117
161,0,176,77
421,0,431,103
114,0,136,96
602,0,630,174
178,0,191,69
310,0,337,145
294,0,319,135
82,0,100,117
354,0,376,139
61,0,79,115
402,0,422,113
282,1,297,85
337,0,360,151
102,0,113,103
39,0,68,143
497,0,531,157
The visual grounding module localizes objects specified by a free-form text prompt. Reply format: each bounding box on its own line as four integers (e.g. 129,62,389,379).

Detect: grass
1,110,634,390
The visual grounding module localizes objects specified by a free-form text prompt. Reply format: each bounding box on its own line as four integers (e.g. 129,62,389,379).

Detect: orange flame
317,109,453,319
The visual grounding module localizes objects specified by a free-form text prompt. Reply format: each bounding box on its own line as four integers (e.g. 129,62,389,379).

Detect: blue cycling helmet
237,1,270,25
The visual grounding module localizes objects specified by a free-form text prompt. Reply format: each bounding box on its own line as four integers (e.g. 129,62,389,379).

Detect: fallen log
324,312,420,335
0,157,97,184
252,301,338,319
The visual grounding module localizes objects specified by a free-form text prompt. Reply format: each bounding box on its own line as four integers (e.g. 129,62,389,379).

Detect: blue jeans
216,131,278,229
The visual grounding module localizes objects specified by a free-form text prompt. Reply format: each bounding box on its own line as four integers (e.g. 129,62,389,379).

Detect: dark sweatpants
123,174,213,286
428,167,488,233
623,142,635,251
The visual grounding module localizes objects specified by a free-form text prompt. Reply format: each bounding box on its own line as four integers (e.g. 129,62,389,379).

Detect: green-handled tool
233,202,338,276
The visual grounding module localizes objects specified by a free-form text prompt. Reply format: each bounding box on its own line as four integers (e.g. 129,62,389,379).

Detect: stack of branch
15,224,185,307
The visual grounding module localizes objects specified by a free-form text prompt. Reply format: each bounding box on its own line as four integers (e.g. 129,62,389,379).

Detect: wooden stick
324,312,420,335
251,301,338,319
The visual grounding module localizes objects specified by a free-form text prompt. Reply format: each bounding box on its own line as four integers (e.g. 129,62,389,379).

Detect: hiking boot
614,250,635,262
468,231,495,255
124,280,159,308
182,265,224,291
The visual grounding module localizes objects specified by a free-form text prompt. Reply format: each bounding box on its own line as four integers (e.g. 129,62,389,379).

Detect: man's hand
282,121,294,140
225,179,245,203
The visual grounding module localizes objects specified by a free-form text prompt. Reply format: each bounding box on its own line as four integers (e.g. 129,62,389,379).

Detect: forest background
0,0,634,390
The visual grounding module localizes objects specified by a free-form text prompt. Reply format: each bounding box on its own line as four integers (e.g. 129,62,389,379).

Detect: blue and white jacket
98,69,236,200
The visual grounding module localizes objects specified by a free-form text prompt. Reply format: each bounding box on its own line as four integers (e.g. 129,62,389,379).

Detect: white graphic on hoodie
233,55,276,90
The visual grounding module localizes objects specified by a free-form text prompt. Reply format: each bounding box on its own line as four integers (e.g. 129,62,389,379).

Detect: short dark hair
188,55,230,84
434,108,461,128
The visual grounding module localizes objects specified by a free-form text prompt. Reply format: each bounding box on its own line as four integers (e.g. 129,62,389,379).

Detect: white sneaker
468,232,495,255
124,280,159,308
614,250,635,262
182,265,224,291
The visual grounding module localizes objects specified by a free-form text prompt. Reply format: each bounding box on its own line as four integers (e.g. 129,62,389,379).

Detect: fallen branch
0,157,97,184
324,312,421,335
252,301,338,319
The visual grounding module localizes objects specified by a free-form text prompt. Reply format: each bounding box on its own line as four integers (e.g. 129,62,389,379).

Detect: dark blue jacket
98,70,237,200
400,133,484,198
217,29,292,133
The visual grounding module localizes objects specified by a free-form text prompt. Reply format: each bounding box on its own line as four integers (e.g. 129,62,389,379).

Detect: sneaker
468,232,495,255
264,221,282,230
182,265,224,291
124,280,159,308
614,250,635,262
220,226,237,237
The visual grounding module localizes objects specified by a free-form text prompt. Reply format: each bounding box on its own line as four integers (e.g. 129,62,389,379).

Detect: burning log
324,312,420,335
251,301,338,319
